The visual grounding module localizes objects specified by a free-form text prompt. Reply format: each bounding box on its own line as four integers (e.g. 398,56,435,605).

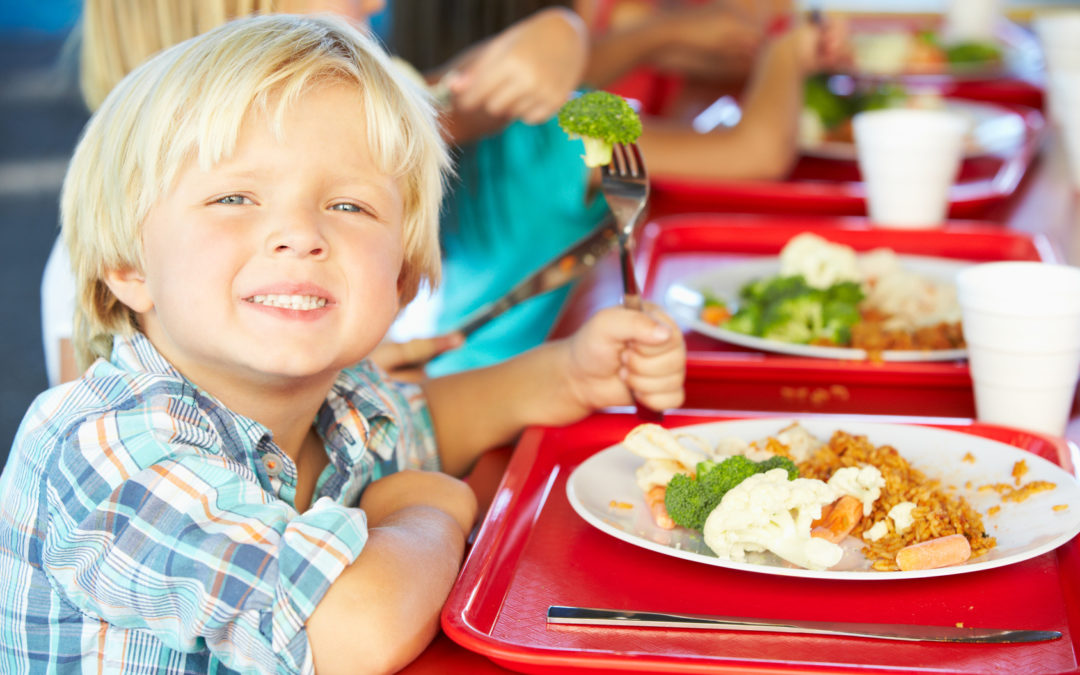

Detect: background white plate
801,100,1028,161
665,255,970,362
565,418,1080,580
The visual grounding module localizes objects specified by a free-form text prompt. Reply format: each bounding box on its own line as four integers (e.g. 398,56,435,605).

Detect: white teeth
248,294,328,310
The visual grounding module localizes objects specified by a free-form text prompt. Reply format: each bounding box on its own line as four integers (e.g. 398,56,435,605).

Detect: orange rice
797,430,996,571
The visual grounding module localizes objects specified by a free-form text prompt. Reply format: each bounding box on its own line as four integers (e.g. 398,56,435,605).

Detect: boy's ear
104,267,154,314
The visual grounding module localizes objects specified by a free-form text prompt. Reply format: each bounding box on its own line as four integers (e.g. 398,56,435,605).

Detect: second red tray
551,214,1058,417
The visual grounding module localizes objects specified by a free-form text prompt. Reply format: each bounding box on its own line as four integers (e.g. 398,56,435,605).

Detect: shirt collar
106,331,398,463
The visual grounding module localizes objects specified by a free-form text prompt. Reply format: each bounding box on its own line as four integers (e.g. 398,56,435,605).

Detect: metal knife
546,606,1062,644
452,215,619,337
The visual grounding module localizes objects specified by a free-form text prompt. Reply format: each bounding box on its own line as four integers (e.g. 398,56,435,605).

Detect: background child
3,13,684,673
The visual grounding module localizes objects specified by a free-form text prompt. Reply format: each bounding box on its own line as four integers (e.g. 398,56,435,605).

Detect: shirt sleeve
43,435,366,674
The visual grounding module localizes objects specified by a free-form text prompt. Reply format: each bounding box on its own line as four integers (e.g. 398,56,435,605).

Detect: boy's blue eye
215,195,251,205
330,203,365,213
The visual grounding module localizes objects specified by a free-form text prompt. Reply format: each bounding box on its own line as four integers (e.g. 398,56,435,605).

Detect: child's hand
447,7,587,124
359,469,478,536
564,303,686,416
369,333,464,382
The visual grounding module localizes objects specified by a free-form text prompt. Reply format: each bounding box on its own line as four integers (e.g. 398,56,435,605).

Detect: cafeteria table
397,124,1080,674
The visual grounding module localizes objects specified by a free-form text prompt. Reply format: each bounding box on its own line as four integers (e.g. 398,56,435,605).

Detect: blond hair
62,13,449,369
80,0,278,111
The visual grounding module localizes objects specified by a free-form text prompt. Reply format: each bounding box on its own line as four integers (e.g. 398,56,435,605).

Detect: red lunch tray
646,102,1043,220
442,409,1080,674
550,214,1059,417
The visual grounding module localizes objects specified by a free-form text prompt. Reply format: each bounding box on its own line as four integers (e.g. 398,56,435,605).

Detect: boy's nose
267,214,329,259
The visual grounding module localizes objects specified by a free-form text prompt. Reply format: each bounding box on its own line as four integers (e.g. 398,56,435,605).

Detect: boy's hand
359,470,477,536
563,303,686,417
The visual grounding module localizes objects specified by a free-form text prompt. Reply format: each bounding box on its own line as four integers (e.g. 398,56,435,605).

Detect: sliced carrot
895,533,972,571
700,305,731,326
645,485,676,530
811,495,863,544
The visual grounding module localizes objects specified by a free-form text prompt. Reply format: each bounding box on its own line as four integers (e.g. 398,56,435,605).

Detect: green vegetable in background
721,275,865,346
557,91,643,168
945,41,1002,65
803,74,851,130
664,455,800,531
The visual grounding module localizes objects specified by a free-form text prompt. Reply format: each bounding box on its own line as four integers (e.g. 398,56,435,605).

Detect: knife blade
546,606,1062,644
452,215,619,337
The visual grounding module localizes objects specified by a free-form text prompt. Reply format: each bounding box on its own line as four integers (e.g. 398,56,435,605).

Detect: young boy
0,13,684,675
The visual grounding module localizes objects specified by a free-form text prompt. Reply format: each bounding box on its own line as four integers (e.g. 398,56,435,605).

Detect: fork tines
608,142,644,178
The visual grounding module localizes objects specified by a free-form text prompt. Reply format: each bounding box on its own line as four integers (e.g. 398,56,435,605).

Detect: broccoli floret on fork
557,91,643,167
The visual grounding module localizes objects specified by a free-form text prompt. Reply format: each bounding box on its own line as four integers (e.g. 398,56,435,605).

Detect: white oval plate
801,100,1027,161
665,255,970,362
565,418,1080,580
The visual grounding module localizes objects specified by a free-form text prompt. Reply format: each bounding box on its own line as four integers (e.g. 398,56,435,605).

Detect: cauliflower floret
634,458,687,493
888,501,918,533
772,423,823,463
863,520,889,542
711,436,752,459
827,465,885,516
702,469,843,570
778,233,861,290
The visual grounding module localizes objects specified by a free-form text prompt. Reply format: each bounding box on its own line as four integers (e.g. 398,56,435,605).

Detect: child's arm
637,15,850,182
306,469,477,675
423,304,686,477
582,2,762,90
436,6,588,142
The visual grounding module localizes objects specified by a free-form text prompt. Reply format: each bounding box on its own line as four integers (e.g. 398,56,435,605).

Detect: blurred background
1,1,84,462
0,0,1077,463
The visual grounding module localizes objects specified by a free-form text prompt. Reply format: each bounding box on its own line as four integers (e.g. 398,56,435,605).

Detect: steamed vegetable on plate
801,73,907,146
622,422,1001,572
699,233,966,354
851,28,1003,76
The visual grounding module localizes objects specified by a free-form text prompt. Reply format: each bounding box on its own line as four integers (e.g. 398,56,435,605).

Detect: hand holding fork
599,143,666,422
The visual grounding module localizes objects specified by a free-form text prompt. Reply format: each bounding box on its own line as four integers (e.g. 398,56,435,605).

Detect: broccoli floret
663,472,717,531
945,41,1002,65
754,455,799,480
741,275,812,304
557,91,643,168
761,294,825,344
825,280,865,305
697,456,760,496
819,299,862,344
723,305,761,335
803,74,850,130
664,455,800,531
858,82,908,112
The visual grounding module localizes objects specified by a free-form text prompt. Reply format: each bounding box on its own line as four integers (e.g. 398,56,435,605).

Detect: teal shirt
430,117,608,375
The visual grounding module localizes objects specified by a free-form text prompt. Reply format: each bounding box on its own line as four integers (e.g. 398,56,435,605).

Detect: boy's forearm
306,506,465,675
422,340,581,476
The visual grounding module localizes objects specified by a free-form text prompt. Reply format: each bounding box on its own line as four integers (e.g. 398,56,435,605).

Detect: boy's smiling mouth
246,294,329,311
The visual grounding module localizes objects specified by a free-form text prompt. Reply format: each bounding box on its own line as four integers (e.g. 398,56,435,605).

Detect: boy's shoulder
15,359,221,474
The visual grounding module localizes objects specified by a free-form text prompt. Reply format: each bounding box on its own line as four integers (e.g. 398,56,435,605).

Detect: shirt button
262,456,282,478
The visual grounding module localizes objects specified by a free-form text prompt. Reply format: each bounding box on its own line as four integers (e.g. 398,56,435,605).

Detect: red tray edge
442,410,1079,674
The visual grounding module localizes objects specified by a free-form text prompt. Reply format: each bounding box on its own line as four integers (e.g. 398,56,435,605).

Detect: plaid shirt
0,332,439,673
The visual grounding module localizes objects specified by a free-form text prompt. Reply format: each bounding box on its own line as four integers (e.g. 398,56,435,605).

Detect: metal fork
601,143,649,311
600,143,663,422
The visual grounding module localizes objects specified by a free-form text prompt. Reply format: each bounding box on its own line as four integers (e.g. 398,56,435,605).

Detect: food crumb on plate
1012,459,1028,486
988,505,1000,516
608,500,634,510
1054,504,1069,512
962,452,975,463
